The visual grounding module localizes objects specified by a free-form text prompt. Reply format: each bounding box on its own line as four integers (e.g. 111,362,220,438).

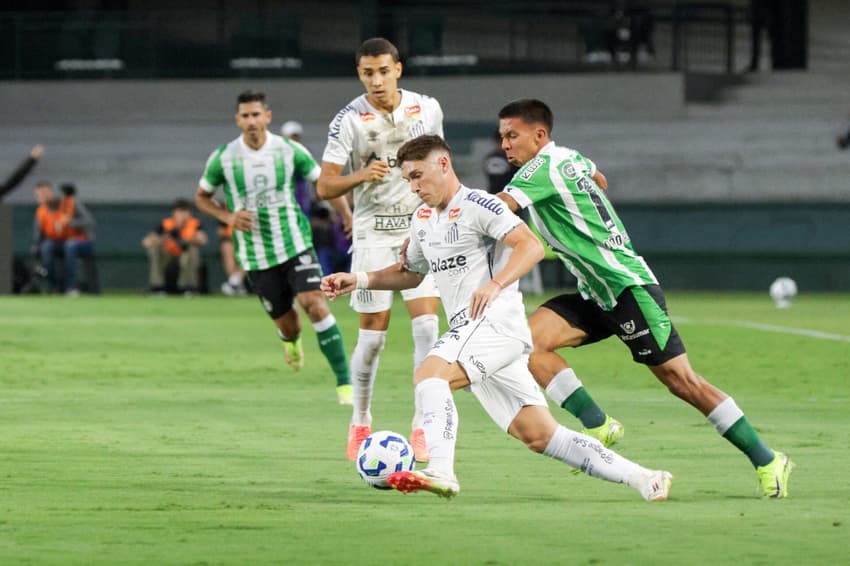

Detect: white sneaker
387,468,460,499
637,470,673,502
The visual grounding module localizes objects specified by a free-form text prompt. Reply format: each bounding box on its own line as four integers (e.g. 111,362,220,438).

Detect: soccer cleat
283,337,304,371
757,451,794,498
582,416,625,448
410,427,430,463
387,468,460,499
638,470,673,502
336,384,353,405
346,424,371,461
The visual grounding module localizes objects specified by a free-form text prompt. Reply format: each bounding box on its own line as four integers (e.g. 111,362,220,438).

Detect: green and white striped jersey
504,141,657,310
199,133,320,271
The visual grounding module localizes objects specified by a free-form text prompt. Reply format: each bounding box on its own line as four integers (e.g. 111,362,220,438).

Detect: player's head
33,181,55,205
356,38,402,109
398,135,457,209
235,90,272,142
497,98,553,167
280,120,303,141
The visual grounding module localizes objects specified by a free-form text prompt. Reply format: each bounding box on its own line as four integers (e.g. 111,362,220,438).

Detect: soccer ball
769,277,798,308
356,430,415,489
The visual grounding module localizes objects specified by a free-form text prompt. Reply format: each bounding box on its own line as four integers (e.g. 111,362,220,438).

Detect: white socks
544,368,583,406
416,378,457,476
312,314,337,333
349,329,386,426
410,314,439,432
706,397,743,435
543,425,648,489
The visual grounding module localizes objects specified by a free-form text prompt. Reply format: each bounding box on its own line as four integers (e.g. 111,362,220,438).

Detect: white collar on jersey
239,132,276,153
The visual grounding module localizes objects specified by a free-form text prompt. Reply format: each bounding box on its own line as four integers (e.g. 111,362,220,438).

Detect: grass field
1,291,848,565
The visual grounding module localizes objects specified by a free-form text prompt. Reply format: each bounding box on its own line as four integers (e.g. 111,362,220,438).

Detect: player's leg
507,404,671,501
245,264,304,370
528,298,623,445
623,285,792,497
177,245,201,294
402,280,441,462
295,289,351,404
345,247,396,459
386,355,467,498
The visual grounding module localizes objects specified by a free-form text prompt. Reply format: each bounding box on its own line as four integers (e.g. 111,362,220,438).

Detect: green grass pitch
1,291,848,564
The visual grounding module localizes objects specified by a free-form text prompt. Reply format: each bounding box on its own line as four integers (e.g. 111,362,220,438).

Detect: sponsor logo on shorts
467,355,487,377
306,276,320,283
620,320,636,334
619,328,651,342
374,214,410,231
638,348,653,356
417,208,432,219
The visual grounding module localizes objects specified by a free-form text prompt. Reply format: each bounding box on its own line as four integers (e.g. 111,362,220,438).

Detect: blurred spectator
1,144,44,200
281,120,314,215
142,198,207,296
217,220,247,296
837,110,850,150
583,1,654,66
482,130,518,194
31,181,97,296
748,0,773,72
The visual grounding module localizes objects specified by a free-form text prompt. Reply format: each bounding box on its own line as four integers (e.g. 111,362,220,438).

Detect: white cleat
638,470,673,502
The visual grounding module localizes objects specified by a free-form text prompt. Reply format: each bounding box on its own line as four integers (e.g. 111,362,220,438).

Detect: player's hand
398,238,410,271
30,144,44,159
320,272,357,300
468,280,503,320
229,210,253,231
361,160,390,183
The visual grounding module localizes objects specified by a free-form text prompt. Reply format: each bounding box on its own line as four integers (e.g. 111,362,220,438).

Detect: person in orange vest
31,181,95,296
142,198,208,295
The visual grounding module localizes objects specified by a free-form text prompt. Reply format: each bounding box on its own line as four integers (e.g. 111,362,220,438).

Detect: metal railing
0,3,750,80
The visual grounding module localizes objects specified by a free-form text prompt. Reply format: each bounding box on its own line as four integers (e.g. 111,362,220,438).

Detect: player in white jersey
321,135,673,501
195,90,354,405
317,38,443,461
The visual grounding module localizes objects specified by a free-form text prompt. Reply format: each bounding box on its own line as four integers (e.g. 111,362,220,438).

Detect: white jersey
406,185,531,347
322,88,444,248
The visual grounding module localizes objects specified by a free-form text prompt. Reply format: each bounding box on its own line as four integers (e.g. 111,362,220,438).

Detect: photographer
142,198,207,296
31,181,96,296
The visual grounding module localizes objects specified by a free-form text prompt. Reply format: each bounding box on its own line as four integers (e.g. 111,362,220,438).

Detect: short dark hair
356,37,400,64
396,135,452,165
35,180,53,189
498,98,554,133
236,90,267,110
172,198,192,211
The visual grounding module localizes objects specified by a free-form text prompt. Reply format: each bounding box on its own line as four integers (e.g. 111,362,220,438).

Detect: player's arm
496,192,520,213
469,223,544,319
321,263,425,300
325,193,353,237
194,187,252,231
593,170,608,190
316,161,390,200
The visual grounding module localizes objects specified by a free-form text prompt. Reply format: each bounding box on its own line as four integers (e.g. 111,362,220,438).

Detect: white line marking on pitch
673,316,850,343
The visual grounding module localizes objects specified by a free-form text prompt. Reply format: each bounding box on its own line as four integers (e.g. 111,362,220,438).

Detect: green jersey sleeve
289,140,321,183
503,154,556,209
200,145,227,192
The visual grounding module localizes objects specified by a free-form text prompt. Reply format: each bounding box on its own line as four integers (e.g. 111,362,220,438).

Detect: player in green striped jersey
195,90,354,405
495,98,792,498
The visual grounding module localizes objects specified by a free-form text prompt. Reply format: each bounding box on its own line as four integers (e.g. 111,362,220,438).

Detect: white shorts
429,317,546,431
350,246,439,314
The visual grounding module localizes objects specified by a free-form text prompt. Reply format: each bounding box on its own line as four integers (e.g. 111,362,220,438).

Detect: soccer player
317,38,443,461
321,135,673,501
195,90,353,405
495,98,793,498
